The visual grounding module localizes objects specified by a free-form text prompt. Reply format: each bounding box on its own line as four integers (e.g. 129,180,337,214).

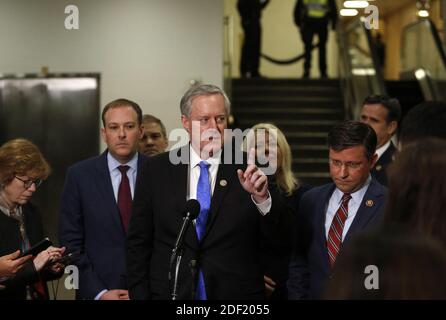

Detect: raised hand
237,148,269,203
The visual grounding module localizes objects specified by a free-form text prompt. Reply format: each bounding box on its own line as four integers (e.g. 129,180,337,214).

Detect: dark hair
384,138,446,247
327,120,377,159
142,114,167,138
325,226,446,299
102,98,143,127
400,101,446,146
363,94,401,123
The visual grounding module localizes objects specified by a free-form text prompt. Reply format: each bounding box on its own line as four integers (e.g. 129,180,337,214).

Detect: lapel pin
375,165,382,171
219,179,227,187
366,200,374,207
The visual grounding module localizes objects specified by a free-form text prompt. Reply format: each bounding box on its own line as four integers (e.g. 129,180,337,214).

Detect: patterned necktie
195,161,211,300
327,193,352,267
118,165,132,233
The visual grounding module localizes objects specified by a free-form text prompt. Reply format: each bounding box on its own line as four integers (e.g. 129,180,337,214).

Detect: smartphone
20,237,52,257
49,251,81,266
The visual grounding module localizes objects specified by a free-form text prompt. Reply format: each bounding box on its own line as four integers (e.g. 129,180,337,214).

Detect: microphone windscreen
184,199,201,219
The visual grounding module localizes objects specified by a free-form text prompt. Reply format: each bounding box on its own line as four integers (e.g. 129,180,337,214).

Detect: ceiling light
418,10,429,17
344,1,369,9
340,9,359,16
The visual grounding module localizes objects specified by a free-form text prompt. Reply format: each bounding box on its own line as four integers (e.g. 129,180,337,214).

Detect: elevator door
0,76,100,242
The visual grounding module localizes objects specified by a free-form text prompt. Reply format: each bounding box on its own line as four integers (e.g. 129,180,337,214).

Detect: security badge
219,179,227,187
366,200,374,207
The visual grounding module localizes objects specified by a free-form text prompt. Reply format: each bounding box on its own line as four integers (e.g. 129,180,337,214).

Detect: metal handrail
337,17,386,120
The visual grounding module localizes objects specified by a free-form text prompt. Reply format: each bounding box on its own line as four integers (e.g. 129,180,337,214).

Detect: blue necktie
195,161,211,300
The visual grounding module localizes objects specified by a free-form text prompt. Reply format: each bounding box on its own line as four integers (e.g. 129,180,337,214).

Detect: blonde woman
245,123,312,299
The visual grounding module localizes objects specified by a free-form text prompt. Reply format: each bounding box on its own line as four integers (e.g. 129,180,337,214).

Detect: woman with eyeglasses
0,138,65,299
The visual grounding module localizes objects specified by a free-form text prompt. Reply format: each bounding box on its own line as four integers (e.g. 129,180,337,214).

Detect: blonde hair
0,138,51,186
245,123,298,195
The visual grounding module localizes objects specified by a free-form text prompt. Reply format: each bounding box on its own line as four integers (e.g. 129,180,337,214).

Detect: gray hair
180,83,231,117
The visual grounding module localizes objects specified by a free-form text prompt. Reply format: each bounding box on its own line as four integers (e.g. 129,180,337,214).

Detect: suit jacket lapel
96,150,124,234
201,158,235,243
317,184,336,274
344,179,385,243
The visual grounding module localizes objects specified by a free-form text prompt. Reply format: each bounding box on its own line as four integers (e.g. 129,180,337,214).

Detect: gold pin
220,179,227,187
366,200,374,207
375,165,382,171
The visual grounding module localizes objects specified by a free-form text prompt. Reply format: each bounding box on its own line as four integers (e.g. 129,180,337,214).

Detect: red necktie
118,165,132,233
327,193,351,267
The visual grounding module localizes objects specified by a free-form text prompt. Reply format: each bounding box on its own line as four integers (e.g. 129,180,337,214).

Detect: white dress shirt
188,145,271,215
375,140,391,161
107,152,138,201
325,175,372,241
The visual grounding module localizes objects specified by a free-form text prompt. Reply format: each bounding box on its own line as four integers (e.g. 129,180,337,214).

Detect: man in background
138,114,168,157
288,121,387,299
360,95,401,186
237,0,270,78
294,0,337,78
59,99,148,300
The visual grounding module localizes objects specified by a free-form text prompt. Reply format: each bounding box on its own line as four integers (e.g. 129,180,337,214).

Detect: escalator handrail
402,18,446,71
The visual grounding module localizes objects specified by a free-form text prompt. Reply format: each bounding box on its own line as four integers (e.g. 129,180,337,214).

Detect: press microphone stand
169,199,200,300
169,245,184,300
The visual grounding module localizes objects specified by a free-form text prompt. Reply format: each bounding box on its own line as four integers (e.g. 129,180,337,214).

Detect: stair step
232,78,340,87
233,86,341,97
238,119,338,132
231,77,342,186
291,145,328,158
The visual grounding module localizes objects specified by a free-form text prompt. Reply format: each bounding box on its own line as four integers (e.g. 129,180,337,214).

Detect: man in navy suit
360,95,401,186
59,99,148,300
126,84,291,300
288,120,387,299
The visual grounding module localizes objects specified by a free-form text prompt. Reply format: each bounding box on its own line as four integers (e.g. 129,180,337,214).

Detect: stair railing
337,17,386,120
401,18,446,101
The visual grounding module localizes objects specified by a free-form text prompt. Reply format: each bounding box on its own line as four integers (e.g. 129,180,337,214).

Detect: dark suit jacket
288,178,387,299
59,150,148,299
0,203,61,299
371,142,396,187
261,183,312,300
126,146,292,300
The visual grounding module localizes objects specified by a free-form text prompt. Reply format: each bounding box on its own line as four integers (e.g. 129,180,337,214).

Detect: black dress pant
240,19,261,77
300,18,328,76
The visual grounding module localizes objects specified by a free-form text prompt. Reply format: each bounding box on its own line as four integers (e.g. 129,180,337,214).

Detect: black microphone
170,199,200,300
173,199,200,250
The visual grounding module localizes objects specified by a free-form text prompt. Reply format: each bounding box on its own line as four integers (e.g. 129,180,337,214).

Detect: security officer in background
294,0,337,78
237,0,270,78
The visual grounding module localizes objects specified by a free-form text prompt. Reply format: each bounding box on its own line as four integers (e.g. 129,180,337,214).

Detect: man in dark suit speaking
127,84,291,300
59,99,148,300
288,121,387,299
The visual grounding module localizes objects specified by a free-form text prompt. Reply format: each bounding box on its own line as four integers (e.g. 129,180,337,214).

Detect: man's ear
181,115,190,133
100,127,106,143
388,120,398,136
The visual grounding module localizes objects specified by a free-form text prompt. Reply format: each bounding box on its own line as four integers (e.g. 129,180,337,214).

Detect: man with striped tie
288,120,387,299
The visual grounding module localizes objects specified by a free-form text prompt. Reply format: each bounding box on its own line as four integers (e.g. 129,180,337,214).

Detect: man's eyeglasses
329,159,363,170
14,176,43,189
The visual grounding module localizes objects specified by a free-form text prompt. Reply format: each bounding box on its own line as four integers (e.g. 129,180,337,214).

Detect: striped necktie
327,193,351,267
